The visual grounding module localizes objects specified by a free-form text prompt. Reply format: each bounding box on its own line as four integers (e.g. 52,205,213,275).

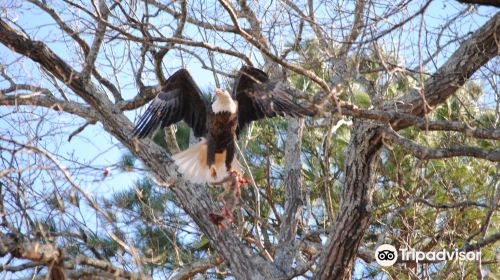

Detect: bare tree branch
217,0,333,96
27,0,122,101
397,12,500,119
415,198,493,209
169,255,223,280
0,232,149,279
0,94,98,122
324,105,500,141
383,127,500,161
146,0,249,34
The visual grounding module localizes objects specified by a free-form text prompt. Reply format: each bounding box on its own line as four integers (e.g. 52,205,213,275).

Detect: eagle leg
207,136,217,178
224,141,235,172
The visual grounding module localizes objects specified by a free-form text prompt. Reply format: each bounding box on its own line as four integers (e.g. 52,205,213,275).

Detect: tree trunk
274,117,304,273
314,121,383,280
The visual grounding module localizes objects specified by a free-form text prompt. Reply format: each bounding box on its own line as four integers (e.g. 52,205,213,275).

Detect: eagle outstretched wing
133,69,209,138
233,66,315,135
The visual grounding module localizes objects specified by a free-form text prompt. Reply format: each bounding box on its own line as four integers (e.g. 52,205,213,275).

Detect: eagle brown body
133,66,314,184
207,111,238,173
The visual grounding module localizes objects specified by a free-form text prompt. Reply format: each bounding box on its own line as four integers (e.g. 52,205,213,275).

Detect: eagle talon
228,169,249,184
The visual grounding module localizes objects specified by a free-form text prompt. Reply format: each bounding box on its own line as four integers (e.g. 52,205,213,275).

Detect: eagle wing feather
233,66,314,135
133,69,209,138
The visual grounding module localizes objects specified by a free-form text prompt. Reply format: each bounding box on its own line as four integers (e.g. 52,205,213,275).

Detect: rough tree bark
313,121,383,280
274,117,305,274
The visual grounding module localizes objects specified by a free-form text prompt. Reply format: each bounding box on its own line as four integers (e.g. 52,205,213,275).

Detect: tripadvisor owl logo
375,244,398,267
375,244,482,267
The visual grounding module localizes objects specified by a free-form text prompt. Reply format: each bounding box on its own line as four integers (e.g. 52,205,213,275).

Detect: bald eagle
133,66,314,184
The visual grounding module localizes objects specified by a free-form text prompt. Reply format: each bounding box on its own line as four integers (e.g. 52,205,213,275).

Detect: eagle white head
212,88,237,114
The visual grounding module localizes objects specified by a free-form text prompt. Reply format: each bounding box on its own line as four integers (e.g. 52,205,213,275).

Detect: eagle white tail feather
172,138,242,184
